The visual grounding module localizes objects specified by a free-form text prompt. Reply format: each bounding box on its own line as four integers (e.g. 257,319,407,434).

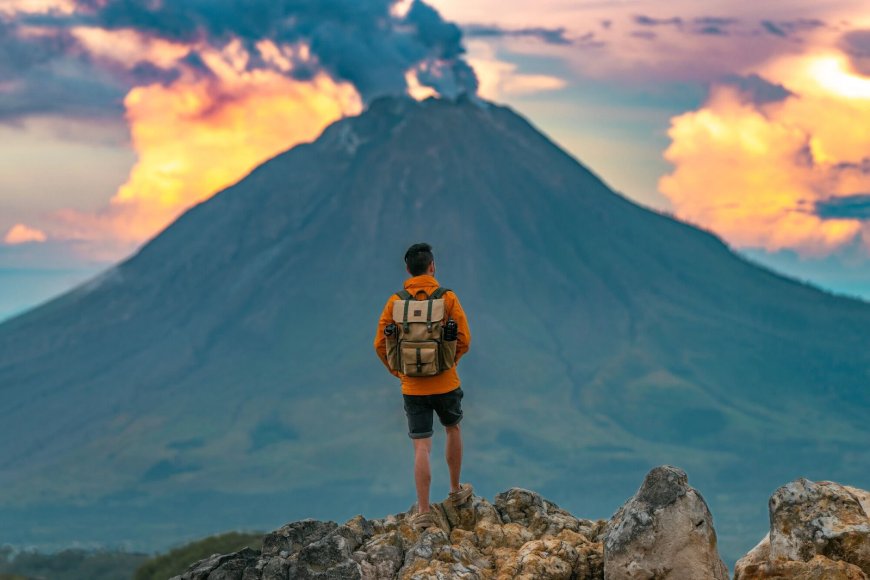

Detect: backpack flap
392,298,445,337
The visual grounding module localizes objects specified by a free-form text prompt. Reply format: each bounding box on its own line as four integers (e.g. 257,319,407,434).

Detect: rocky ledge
174,466,870,580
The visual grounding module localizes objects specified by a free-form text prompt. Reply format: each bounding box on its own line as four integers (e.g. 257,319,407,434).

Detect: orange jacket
374,274,471,395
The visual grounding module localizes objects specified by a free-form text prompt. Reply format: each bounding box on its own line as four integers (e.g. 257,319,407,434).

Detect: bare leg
413,437,432,513
445,423,462,494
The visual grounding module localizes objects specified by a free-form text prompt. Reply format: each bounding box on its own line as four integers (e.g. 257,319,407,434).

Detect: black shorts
402,386,464,439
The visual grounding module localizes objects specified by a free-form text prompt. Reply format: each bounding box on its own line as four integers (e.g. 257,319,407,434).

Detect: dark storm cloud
815,194,870,220
0,0,479,122
0,17,73,78
463,24,572,46
720,73,793,105
67,0,478,100
840,29,870,76
0,16,126,122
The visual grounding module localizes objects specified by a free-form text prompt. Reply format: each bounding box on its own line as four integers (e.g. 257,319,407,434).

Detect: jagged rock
262,519,338,557
734,479,870,579
288,523,368,579
603,465,729,580
353,530,404,579
171,547,260,580
494,488,603,540
174,486,606,580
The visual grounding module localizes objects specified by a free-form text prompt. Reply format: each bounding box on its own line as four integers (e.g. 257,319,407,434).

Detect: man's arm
448,292,471,363
374,297,401,378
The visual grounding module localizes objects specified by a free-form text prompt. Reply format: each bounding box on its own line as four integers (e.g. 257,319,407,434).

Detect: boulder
735,479,870,579
603,465,729,580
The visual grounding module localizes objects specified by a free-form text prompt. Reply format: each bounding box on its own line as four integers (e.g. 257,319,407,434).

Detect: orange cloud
0,0,73,15
659,47,870,256
4,224,47,245
41,36,362,257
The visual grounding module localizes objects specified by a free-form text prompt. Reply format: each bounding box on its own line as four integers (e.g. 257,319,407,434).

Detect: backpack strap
396,290,412,333
425,287,450,332
430,287,451,299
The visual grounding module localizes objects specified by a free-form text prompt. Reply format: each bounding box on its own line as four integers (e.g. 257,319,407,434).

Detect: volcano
1,95,868,562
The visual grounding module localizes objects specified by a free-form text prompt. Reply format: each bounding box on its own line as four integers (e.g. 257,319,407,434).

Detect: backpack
384,287,458,377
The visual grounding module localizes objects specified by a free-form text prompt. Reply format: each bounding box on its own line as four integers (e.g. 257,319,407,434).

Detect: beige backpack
384,287,457,377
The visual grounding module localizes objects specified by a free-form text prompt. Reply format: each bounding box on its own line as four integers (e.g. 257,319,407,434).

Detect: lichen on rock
735,478,870,580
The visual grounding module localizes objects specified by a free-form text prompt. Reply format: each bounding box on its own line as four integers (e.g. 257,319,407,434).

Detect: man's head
405,242,435,276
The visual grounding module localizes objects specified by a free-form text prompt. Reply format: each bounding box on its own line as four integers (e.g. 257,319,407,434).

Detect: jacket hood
403,274,441,298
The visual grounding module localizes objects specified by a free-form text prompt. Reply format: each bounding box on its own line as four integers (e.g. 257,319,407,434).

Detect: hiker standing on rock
374,242,473,531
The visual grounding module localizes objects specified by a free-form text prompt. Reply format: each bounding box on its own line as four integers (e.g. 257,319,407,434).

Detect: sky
2,0,870,320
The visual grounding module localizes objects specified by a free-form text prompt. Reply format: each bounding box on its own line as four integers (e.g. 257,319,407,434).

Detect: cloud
841,29,870,75
1,0,480,124
692,17,739,37
72,0,478,101
659,49,870,256
760,18,826,39
4,224,47,244
463,24,572,46
719,73,793,105
44,42,362,252
0,16,127,123
816,193,870,219
464,39,567,100
634,15,683,28
1,0,484,258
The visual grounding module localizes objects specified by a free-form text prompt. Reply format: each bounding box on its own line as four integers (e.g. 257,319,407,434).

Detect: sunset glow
13,35,362,251
660,43,870,256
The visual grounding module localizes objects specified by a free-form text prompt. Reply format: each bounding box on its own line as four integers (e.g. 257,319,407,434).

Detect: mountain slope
1,95,868,562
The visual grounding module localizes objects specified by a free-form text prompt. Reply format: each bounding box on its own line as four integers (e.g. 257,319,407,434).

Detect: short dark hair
404,243,434,276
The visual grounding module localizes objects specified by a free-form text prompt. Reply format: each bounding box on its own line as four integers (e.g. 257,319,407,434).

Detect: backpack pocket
400,341,439,376
385,332,400,372
439,337,457,371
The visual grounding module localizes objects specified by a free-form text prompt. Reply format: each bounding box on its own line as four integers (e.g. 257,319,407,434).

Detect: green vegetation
0,532,262,580
133,531,263,580
0,546,147,580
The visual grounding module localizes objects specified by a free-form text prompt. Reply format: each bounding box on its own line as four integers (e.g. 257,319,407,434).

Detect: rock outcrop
734,479,870,580
172,469,870,580
603,465,729,580
172,487,607,580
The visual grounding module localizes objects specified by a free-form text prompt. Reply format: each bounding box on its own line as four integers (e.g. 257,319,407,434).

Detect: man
374,242,473,531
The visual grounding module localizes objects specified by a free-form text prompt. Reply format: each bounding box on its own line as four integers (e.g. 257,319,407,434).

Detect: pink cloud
4,223,48,245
